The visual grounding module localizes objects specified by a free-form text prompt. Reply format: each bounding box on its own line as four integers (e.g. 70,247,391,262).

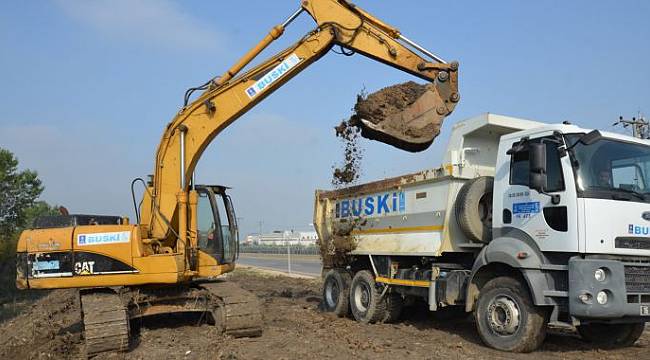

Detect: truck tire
455,176,494,243
577,322,645,348
475,276,548,353
382,293,404,323
349,270,386,323
322,269,352,317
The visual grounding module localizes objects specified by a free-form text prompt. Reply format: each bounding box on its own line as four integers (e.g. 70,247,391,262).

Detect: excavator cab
195,185,239,265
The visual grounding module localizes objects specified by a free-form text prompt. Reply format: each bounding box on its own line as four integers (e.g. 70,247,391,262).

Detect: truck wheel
475,276,548,352
350,270,386,323
322,269,352,317
383,293,404,323
577,322,645,348
455,176,494,243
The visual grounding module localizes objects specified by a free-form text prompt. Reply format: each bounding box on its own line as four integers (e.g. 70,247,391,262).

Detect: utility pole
614,113,649,139
257,220,263,244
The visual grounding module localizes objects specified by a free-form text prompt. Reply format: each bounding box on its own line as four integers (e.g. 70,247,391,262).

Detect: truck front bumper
569,257,650,320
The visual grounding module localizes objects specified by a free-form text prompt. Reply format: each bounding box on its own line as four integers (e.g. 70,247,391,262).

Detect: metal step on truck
314,113,650,352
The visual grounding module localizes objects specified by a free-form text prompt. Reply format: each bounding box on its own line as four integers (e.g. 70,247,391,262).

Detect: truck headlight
596,291,608,305
578,292,592,304
594,268,607,282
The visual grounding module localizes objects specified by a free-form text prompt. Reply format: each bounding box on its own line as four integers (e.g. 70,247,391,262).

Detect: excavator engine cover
354,79,458,152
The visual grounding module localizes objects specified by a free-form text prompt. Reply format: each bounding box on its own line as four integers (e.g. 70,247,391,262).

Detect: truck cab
492,124,650,319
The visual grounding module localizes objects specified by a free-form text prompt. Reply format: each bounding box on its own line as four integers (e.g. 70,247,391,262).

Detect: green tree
0,148,57,302
0,148,43,234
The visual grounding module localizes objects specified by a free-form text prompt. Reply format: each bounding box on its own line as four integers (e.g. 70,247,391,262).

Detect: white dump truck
314,113,650,352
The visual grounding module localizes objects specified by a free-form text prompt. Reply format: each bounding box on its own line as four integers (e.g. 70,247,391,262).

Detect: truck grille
625,266,650,293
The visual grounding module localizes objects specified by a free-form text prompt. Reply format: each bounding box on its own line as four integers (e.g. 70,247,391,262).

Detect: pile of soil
1,270,648,359
331,81,436,185
354,81,428,127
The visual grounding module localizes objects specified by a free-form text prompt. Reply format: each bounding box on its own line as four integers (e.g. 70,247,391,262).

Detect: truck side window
510,138,565,192
510,142,530,186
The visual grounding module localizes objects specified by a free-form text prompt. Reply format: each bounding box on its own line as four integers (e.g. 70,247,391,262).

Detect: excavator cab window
214,189,239,263
195,185,238,264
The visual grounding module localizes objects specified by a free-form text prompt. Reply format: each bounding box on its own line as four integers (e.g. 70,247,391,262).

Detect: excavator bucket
353,80,459,152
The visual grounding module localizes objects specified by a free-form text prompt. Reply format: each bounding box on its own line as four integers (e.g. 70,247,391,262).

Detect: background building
244,230,318,246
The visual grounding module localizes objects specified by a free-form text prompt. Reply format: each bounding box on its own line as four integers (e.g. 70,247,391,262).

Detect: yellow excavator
15,0,459,355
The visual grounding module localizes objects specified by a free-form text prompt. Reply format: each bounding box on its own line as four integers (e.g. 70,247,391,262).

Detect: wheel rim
325,279,340,307
486,295,521,336
353,282,371,313
478,193,493,227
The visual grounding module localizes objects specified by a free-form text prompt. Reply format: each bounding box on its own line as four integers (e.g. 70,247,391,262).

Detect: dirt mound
0,289,83,359
354,81,428,125
331,81,439,186
354,81,446,152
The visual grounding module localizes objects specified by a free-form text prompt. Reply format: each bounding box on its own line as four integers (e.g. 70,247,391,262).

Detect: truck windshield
566,135,650,202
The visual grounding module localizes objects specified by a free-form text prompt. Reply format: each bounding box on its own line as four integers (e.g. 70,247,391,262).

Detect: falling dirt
332,117,363,187
331,81,438,186
1,270,648,359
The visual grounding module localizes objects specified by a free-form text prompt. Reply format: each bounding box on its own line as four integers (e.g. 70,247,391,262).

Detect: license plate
642,305,650,316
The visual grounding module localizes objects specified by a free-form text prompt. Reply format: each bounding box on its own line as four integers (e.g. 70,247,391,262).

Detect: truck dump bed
314,113,543,268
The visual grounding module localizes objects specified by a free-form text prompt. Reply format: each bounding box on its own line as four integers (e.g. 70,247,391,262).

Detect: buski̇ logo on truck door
512,201,540,219
336,191,406,218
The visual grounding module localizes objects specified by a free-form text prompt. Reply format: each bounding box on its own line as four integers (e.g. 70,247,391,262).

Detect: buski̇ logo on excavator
336,191,406,218
245,53,301,99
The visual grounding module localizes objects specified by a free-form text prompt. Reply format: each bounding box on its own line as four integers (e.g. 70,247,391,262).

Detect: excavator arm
140,0,459,250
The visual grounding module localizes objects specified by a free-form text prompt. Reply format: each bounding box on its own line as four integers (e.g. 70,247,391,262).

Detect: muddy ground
1,269,648,359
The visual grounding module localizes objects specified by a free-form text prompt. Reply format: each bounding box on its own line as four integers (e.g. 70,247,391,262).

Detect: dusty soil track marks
1,270,648,359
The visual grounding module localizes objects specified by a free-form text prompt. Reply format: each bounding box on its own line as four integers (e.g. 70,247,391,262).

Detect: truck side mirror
529,143,547,193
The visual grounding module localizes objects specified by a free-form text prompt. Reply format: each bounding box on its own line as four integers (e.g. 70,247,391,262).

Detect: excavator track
202,281,263,338
80,290,130,357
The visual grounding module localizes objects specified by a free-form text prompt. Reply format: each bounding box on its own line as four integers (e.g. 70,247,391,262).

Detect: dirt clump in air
353,81,443,151
331,81,434,186
332,117,364,187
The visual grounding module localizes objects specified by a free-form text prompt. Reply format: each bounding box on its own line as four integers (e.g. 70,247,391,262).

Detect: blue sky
1,0,648,236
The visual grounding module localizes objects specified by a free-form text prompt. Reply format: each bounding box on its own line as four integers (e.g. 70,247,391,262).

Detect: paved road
237,253,322,277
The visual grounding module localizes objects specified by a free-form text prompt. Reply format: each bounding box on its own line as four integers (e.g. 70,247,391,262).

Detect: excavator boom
143,0,459,244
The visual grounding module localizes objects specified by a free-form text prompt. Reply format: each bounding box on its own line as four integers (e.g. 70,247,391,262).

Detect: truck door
497,135,579,252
